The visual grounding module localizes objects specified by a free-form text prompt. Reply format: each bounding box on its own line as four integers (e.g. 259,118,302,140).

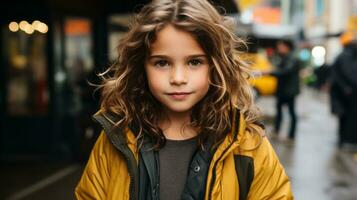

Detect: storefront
0,0,111,161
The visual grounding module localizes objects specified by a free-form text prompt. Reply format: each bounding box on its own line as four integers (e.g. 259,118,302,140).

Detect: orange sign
65,19,91,36
253,7,281,24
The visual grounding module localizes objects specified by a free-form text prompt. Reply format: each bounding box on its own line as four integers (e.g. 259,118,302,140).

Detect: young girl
75,0,293,199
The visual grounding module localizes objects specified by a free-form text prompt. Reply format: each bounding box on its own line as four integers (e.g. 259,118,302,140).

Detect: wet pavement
0,161,83,200
256,87,357,200
1,87,357,200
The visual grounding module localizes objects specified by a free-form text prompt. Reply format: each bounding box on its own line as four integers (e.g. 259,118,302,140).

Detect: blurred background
1,0,357,199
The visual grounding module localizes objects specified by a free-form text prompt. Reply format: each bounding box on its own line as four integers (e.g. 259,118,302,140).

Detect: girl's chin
162,105,193,114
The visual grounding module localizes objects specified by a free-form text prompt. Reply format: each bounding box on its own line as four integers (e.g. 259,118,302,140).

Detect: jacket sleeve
75,132,111,200
247,137,293,200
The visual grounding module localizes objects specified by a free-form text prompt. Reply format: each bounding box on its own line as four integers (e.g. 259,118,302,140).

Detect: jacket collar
92,107,246,157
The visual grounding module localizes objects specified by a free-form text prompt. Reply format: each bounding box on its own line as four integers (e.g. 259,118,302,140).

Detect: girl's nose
169,65,188,85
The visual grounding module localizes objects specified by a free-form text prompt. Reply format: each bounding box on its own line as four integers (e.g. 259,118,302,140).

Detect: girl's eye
188,58,203,67
154,60,169,67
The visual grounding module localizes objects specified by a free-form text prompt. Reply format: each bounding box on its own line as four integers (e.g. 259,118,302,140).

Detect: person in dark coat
313,63,331,90
330,38,357,147
265,39,301,142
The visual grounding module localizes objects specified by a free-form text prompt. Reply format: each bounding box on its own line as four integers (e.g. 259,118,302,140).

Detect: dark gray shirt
159,137,197,200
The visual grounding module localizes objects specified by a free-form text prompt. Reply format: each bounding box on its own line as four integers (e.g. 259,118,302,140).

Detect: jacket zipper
208,141,236,200
121,149,138,200
208,110,240,200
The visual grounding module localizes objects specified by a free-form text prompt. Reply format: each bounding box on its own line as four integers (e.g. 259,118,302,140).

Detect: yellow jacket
75,111,293,200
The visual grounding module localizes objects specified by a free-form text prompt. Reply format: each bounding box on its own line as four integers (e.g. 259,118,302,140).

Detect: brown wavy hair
98,0,261,149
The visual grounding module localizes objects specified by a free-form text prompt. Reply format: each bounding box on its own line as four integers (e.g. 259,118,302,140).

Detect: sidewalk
256,87,357,200
0,160,83,200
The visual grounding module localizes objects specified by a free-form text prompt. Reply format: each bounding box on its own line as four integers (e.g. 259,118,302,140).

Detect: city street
256,87,357,200
2,0,357,200
1,87,357,200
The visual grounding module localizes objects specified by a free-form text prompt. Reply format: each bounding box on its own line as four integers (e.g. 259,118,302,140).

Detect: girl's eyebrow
186,54,207,59
148,54,207,59
148,55,169,59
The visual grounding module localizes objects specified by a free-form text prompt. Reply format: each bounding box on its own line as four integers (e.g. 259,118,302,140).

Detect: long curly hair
98,0,261,149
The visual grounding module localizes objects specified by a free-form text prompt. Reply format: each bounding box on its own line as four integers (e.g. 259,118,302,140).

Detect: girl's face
145,24,210,115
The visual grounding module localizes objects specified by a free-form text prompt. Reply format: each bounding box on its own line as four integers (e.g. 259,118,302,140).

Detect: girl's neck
159,109,198,140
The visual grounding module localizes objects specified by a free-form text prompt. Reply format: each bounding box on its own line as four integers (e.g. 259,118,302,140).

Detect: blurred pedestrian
330,31,357,148
313,63,331,91
265,39,300,143
75,0,293,199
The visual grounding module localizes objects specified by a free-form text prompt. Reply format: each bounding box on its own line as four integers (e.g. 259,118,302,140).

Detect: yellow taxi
242,52,277,97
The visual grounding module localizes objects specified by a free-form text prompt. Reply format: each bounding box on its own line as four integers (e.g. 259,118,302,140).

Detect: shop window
3,20,49,116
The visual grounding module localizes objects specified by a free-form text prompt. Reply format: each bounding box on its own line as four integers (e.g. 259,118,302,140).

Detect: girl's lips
166,92,192,100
